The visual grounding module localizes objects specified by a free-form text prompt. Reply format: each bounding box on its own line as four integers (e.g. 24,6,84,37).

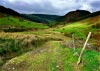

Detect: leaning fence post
77,32,91,65
72,34,76,51
72,34,79,56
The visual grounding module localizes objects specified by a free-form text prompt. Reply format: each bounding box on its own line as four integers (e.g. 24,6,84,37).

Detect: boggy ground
0,29,100,71
1,41,100,71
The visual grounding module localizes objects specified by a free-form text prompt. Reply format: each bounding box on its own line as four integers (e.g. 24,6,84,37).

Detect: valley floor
0,28,100,71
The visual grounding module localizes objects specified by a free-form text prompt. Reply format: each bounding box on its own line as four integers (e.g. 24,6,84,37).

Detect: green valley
0,5,100,71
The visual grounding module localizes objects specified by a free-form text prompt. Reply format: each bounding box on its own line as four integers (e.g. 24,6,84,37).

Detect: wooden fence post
77,32,91,65
72,34,76,51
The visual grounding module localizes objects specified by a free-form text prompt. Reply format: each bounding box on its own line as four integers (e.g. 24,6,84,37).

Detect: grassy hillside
22,14,60,25
0,5,20,16
60,10,91,23
58,11,100,25
55,15,100,52
0,5,59,27
56,15,100,34
0,13,48,32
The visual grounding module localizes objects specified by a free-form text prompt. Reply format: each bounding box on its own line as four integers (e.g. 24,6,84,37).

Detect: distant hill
60,10,91,23
0,5,60,25
0,5,21,16
0,5,100,26
0,12,48,32
80,11,100,20
80,13,100,25
22,14,60,24
59,10,100,23
0,5,48,32
29,14,60,21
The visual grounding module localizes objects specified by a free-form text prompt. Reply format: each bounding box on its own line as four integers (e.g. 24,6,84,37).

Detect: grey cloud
0,0,100,15
90,0,100,12
90,1,100,8
0,0,4,5
3,0,62,15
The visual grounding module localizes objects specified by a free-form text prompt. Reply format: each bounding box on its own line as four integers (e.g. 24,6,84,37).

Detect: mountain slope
56,13,100,51
0,6,48,32
0,14,48,32
0,5,20,16
59,10,100,24
27,14,60,21
22,14,60,24
0,5,60,25
60,10,91,23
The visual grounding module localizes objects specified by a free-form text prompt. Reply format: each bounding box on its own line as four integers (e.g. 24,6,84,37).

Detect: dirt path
1,29,100,71
1,39,100,71
2,41,66,71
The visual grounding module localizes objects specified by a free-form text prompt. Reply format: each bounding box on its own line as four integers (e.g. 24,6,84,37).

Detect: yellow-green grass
0,31,66,67
0,16,48,29
2,41,100,71
55,23,88,38
55,21,100,39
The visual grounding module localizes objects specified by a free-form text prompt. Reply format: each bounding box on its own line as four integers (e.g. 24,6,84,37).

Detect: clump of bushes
0,36,49,56
92,23,100,29
3,28,27,32
0,39,23,55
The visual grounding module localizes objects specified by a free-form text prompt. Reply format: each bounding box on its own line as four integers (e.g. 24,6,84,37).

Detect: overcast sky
0,0,100,15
